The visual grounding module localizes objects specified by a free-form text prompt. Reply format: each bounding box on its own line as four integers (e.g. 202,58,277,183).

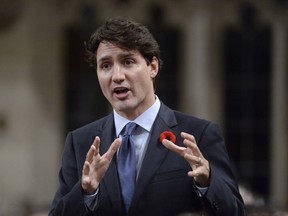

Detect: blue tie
117,122,137,212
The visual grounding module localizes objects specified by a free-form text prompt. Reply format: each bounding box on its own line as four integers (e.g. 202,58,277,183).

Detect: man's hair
85,17,162,70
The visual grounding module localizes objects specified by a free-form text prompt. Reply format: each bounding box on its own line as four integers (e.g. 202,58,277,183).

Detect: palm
82,137,121,195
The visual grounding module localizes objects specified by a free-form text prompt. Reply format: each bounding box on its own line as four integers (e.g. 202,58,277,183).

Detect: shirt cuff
195,185,208,197
83,187,99,210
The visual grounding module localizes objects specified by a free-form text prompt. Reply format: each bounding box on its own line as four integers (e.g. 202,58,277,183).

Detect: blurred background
0,0,287,215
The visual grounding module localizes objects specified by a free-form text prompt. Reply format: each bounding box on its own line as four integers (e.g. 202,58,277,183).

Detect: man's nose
112,65,125,83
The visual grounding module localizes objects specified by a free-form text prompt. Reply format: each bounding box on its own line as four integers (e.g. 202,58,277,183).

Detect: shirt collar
114,96,161,137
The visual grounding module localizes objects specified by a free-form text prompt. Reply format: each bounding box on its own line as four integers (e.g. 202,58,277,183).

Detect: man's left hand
162,132,210,187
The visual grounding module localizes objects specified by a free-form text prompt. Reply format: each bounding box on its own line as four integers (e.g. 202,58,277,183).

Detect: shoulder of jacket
71,113,113,134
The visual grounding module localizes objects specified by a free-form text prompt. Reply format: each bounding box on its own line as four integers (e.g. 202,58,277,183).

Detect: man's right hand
81,136,121,195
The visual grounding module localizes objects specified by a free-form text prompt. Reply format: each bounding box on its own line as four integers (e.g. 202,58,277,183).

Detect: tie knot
124,122,137,136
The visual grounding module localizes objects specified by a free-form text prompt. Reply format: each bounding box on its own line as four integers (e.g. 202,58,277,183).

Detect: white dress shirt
114,96,160,177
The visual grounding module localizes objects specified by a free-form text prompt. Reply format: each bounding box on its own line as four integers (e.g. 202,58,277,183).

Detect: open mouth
114,87,129,94
113,87,130,98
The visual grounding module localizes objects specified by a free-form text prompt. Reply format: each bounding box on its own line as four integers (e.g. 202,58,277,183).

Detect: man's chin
114,103,138,117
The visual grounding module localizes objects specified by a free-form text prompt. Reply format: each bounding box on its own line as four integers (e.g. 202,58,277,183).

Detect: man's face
96,41,159,120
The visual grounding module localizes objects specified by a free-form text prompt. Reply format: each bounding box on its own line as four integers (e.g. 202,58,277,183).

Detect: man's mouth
113,87,130,99
114,87,129,94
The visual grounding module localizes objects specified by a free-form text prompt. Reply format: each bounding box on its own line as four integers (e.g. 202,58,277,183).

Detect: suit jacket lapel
130,103,179,210
99,115,124,213
98,104,179,213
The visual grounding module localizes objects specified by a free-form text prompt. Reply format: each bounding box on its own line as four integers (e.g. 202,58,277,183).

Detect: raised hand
81,136,121,194
162,132,210,187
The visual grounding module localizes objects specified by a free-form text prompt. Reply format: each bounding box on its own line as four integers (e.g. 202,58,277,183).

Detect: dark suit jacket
49,103,246,216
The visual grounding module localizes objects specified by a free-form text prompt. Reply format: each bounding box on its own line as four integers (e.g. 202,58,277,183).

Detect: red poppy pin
159,131,176,143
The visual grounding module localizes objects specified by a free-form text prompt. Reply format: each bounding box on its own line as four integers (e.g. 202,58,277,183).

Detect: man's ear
150,57,159,78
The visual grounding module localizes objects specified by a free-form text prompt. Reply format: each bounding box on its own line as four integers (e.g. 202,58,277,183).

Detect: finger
103,138,121,161
162,139,186,156
187,166,210,187
93,136,101,156
181,132,196,141
86,146,95,163
181,132,203,157
184,154,203,169
86,137,99,163
81,162,92,192
184,153,201,164
82,161,90,176
187,170,200,178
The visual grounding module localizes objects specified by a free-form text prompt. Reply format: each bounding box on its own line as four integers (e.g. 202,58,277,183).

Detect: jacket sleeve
197,122,247,216
48,132,91,216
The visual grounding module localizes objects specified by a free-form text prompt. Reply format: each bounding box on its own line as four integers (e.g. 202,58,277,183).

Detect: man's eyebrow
118,51,136,58
98,56,111,63
98,51,136,63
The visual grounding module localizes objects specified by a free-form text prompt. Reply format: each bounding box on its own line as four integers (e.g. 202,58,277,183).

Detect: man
49,18,246,216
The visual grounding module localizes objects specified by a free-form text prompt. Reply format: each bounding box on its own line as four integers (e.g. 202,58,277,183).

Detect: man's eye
101,63,111,70
124,59,134,66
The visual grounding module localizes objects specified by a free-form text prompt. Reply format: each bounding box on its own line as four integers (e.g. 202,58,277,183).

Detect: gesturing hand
162,132,210,187
81,136,121,195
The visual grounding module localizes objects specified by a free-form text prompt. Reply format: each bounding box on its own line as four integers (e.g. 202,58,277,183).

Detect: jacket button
212,200,219,211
